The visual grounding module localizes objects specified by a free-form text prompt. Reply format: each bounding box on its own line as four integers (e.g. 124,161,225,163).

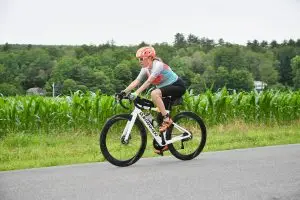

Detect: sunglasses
138,57,146,62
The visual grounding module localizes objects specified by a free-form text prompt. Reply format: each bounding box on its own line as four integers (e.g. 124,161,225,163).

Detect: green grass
205,120,300,151
1,121,300,171
0,131,103,171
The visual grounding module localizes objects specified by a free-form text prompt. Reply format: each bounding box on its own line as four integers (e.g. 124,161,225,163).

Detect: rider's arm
123,68,146,94
135,75,156,95
123,79,140,94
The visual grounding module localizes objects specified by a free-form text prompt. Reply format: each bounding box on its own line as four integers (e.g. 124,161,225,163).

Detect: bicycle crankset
153,138,165,150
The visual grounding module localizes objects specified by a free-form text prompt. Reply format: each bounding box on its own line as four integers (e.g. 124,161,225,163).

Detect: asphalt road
1,144,300,200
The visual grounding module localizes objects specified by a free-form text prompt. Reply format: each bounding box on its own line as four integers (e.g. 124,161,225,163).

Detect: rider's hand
128,92,138,101
116,91,126,100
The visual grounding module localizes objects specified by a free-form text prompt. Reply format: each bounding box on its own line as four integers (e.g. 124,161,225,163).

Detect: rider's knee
151,89,161,99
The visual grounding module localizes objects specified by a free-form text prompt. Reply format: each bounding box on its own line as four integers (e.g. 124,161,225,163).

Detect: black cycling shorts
159,77,186,99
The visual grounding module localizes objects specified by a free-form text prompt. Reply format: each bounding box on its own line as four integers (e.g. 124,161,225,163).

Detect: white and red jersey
136,60,178,88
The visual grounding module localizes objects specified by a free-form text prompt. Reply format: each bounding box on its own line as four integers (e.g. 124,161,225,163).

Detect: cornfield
0,89,299,137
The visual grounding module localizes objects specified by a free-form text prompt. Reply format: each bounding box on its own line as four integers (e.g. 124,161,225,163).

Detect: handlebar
115,92,155,110
115,92,129,109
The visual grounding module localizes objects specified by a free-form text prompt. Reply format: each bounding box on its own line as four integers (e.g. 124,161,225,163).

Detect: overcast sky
1,0,300,46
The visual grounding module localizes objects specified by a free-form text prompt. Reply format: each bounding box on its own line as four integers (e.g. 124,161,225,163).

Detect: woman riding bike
121,46,186,154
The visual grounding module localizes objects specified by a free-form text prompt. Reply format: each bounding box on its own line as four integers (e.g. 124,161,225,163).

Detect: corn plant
0,89,299,137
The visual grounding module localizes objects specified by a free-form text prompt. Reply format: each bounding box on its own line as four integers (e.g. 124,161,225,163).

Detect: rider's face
139,57,152,68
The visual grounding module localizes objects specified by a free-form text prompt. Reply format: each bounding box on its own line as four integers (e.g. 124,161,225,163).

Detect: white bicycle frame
121,106,192,146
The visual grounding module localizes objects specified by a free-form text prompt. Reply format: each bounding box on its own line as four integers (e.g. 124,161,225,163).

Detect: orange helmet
136,46,156,58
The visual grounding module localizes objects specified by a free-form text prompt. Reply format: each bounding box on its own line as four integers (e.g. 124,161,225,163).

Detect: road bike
99,93,207,167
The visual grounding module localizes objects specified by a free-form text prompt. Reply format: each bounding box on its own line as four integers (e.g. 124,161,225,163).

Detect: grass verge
1,120,300,171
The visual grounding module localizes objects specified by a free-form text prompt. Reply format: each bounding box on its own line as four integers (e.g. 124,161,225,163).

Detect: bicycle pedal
154,150,164,156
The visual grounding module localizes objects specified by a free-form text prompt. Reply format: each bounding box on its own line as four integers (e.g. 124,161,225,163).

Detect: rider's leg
151,89,172,131
151,89,173,133
150,89,171,154
152,79,186,155
151,77,186,118
150,89,168,116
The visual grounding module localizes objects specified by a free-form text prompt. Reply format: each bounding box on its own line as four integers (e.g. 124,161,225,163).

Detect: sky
1,0,300,46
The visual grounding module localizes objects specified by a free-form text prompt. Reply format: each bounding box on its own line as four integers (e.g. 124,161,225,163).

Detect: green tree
62,79,77,94
169,56,193,87
174,33,187,48
199,37,215,53
260,40,268,48
296,39,300,48
14,48,53,89
218,38,225,46
190,74,205,93
244,50,262,80
0,52,20,83
154,43,175,64
202,66,216,90
46,46,64,59
212,45,246,71
215,67,230,89
275,46,295,86
99,49,117,67
291,55,300,89
3,43,11,52
114,63,132,92
92,71,114,94
79,56,101,69
0,83,20,96
259,60,279,85
191,51,207,74
247,40,263,52
75,47,88,59
228,69,254,91
270,40,279,48
51,57,78,83
187,34,199,45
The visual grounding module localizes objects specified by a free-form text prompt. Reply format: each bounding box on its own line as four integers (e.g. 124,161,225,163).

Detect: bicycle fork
120,112,138,144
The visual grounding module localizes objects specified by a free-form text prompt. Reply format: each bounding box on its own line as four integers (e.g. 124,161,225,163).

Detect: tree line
0,33,300,96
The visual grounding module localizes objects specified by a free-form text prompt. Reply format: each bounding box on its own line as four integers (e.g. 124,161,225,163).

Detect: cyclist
121,46,186,153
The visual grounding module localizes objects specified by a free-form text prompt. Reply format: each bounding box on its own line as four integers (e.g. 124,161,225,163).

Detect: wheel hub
121,135,129,144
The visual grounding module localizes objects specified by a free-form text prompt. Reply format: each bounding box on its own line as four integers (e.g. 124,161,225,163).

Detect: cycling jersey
136,60,178,88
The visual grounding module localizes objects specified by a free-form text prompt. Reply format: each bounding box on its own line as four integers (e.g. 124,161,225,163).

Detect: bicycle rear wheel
166,111,206,160
100,114,147,167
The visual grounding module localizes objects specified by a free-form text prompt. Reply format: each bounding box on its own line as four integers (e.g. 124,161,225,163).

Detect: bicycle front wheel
100,114,147,167
166,111,207,160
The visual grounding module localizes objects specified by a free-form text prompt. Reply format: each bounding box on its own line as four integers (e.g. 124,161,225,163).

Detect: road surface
1,144,300,200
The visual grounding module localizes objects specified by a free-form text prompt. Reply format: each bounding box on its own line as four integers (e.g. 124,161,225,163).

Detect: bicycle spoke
100,114,147,166
105,120,142,161
167,112,206,160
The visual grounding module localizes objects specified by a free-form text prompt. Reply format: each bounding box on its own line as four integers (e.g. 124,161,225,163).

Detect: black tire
166,111,206,160
100,114,147,167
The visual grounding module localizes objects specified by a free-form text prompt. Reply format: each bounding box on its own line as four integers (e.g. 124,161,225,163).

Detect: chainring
153,138,165,150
